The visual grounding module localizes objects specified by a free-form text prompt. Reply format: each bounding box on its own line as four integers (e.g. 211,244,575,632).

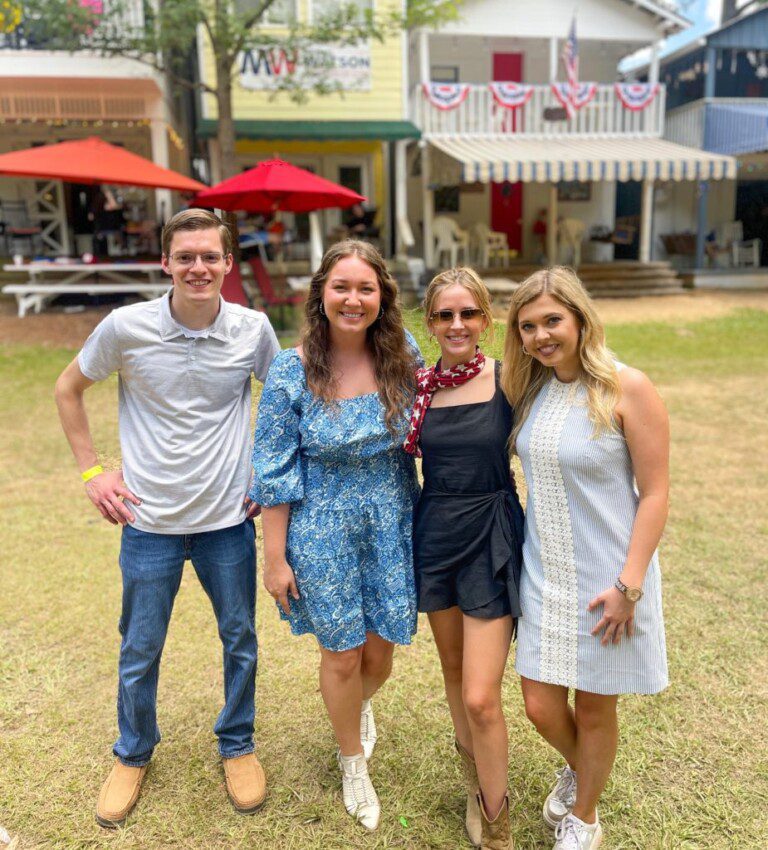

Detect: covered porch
412,135,736,286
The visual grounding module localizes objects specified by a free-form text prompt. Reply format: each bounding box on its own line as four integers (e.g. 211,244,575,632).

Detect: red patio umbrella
0,137,205,192
192,159,365,212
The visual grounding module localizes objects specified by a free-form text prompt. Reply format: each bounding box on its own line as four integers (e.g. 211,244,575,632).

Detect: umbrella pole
309,211,323,273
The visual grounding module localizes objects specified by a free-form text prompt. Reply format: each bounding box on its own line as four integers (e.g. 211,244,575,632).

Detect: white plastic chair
716,221,761,268
470,222,512,267
558,218,586,267
433,216,470,267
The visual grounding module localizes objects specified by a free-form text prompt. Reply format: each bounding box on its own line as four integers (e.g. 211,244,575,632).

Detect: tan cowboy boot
222,752,267,814
455,739,482,847
478,792,514,850
96,760,148,828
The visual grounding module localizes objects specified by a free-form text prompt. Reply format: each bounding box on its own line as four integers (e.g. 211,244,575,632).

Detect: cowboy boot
478,792,514,850
455,739,482,847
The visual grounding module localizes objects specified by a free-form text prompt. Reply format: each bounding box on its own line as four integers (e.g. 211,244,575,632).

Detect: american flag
562,16,578,116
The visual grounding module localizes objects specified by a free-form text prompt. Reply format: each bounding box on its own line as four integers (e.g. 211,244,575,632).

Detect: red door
491,52,524,252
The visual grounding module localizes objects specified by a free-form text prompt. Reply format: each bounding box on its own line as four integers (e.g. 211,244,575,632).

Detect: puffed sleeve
249,349,305,506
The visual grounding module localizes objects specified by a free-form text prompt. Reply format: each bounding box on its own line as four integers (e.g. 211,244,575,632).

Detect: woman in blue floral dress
249,240,420,831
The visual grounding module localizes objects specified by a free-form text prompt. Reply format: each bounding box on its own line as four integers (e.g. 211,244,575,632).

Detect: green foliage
21,0,461,95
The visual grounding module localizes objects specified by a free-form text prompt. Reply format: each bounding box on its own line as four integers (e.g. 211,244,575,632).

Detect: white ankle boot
337,751,380,831
360,699,378,760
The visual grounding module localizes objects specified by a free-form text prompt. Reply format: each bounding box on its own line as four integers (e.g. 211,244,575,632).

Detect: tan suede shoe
96,760,148,828
222,752,266,814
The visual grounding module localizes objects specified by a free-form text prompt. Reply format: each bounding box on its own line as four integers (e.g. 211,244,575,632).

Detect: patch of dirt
591,290,768,324
0,298,112,349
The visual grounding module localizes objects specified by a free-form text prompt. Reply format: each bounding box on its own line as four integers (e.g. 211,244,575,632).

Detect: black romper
413,363,524,620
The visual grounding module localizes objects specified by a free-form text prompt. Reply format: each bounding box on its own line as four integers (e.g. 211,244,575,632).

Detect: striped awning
429,136,737,183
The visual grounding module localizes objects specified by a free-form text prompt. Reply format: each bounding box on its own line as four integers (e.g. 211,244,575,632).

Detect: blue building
644,5,768,276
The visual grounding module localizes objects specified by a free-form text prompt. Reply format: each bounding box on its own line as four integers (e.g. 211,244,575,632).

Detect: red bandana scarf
403,347,486,457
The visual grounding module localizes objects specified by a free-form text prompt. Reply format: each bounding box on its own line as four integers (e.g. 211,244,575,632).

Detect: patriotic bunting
551,82,597,116
615,83,660,111
489,82,535,109
422,82,471,111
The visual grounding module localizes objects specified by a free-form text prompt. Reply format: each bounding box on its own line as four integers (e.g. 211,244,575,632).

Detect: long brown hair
501,266,621,450
301,240,417,436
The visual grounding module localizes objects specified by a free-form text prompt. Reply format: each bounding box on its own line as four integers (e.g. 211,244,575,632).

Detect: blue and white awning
429,136,737,183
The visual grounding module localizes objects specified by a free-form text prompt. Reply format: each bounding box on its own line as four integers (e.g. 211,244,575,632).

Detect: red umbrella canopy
193,159,366,213
0,137,206,193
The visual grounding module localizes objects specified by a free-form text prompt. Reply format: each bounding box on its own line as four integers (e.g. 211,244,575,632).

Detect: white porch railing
664,100,707,149
411,83,666,139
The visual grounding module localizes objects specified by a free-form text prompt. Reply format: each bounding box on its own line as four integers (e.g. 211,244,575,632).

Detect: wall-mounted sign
543,107,569,121
239,42,371,91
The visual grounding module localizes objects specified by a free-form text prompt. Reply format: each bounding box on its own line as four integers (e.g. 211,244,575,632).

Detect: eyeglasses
170,252,226,266
429,308,484,325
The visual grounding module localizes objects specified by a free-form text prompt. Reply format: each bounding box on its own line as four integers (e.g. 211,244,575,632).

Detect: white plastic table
2,262,169,317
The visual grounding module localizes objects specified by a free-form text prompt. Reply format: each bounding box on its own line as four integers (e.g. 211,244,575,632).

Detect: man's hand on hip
85,470,141,525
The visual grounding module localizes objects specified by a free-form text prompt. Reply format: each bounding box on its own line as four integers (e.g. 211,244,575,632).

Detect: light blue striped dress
515,368,668,695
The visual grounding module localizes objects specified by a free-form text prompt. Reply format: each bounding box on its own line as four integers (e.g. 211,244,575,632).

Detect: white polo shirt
78,292,281,534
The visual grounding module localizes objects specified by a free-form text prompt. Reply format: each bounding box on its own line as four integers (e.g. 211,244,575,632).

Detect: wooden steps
478,260,685,298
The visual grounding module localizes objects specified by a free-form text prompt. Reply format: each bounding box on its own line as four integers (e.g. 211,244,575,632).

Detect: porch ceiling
429,136,737,183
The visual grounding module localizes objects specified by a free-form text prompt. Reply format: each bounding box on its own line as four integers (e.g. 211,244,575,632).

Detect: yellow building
197,0,419,256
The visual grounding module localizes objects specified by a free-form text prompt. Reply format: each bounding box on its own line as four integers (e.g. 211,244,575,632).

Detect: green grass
1,308,767,849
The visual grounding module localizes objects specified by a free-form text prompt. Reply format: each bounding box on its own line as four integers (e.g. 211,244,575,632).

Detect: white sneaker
337,752,380,831
360,699,378,760
543,765,577,828
553,813,603,850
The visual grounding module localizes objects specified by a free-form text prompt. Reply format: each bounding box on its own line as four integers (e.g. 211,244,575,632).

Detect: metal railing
411,83,666,139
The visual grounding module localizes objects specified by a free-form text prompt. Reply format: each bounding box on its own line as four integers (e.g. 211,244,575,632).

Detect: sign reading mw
239,42,371,91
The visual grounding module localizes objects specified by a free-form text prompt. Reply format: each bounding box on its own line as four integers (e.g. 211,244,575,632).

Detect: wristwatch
615,577,643,603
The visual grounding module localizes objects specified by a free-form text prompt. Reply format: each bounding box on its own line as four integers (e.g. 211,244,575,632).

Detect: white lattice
528,379,579,687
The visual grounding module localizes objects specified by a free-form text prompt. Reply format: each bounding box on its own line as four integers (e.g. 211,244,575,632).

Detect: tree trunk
215,62,241,260
216,64,238,181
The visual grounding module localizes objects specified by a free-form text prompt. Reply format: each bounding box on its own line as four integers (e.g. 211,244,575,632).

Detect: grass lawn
1,298,766,849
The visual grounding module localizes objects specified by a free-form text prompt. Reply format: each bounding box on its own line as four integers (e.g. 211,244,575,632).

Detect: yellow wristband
81,464,104,483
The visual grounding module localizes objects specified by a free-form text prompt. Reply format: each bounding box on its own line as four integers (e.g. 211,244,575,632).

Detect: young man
55,209,281,828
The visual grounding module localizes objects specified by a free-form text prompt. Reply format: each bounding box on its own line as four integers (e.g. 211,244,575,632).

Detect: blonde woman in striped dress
501,268,669,850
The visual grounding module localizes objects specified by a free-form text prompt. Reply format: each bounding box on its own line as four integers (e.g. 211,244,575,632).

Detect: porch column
547,183,558,265
704,46,717,99
649,41,661,86
395,139,414,259
639,178,654,262
695,181,709,268
549,37,558,82
150,118,172,226
419,28,430,84
421,142,435,267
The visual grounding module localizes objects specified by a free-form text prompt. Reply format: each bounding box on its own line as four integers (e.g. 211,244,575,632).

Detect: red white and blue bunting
614,83,660,112
551,82,598,117
422,83,470,111
489,82,534,110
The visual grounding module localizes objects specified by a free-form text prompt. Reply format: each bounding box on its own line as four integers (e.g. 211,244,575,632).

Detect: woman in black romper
405,268,523,850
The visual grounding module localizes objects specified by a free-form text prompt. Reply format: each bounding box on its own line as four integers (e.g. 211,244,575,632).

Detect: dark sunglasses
429,308,484,325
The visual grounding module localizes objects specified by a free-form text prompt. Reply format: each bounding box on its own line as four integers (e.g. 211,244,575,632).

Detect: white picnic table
2,261,170,317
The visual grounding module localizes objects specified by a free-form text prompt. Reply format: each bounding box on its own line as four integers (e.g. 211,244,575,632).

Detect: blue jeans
115,520,256,766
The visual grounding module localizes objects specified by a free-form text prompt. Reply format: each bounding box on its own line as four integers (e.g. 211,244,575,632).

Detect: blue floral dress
250,347,421,652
